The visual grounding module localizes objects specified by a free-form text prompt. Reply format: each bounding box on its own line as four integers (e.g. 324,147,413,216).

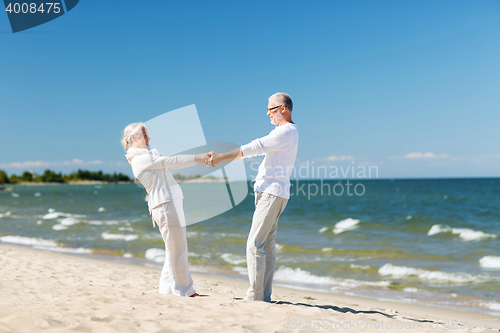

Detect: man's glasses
267,105,282,112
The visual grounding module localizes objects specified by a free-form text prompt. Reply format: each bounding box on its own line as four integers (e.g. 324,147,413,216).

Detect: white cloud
322,155,355,161
404,152,450,159
0,159,104,168
470,153,500,164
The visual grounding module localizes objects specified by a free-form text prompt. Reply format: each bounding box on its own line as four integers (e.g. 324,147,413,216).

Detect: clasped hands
203,151,220,167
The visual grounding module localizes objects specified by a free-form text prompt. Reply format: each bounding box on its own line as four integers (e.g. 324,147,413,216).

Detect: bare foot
189,293,200,297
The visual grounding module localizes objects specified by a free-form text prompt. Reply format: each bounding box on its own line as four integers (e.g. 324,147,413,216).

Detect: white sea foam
275,243,283,251
52,224,68,230
350,264,370,270
104,221,120,225
101,232,138,241
60,217,79,226
11,193,19,197
0,211,11,218
0,235,58,247
335,279,390,289
34,193,42,197
98,207,107,212
428,224,451,236
479,256,500,269
43,212,61,219
333,218,360,234
118,227,134,232
428,224,497,241
123,253,132,258
319,227,328,233
481,303,500,312
406,215,412,220
42,210,86,220
87,220,119,225
379,263,483,283
232,266,248,275
221,253,246,265
274,267,335,285
145,248,165,263
274,266,389,289
235,265,388,289
403,287,418,293
322,248,333,252
51,216,80,230
34,246,92,254
0,235,93,254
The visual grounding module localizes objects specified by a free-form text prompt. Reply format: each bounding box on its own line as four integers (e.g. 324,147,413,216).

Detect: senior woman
121,122,210,297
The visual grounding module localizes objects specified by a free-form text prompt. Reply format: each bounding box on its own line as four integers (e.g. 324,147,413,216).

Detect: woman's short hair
121,122,146,148
269,92,293,112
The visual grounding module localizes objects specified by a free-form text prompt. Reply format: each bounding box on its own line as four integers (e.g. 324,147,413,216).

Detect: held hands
204,148,241,167
197,152,211,166
205,151,221,167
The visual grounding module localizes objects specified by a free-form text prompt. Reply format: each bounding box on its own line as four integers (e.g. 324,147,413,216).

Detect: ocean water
1,179,499,314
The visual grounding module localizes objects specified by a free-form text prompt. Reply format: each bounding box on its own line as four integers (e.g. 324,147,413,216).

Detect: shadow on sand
274,301,395,319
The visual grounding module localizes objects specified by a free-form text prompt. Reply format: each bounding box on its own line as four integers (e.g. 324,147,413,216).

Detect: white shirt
125,148,197,215
241,123,298,199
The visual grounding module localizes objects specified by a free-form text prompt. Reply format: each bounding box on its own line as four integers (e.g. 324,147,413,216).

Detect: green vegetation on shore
0,169,131,184
0,169,220,185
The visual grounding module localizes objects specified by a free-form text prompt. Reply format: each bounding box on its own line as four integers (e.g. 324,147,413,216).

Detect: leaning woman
121,122,209,297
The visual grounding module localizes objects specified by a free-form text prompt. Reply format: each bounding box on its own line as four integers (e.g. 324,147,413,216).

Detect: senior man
209,92,298,301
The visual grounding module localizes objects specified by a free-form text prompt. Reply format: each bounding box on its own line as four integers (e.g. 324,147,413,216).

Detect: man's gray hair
269,92,293,112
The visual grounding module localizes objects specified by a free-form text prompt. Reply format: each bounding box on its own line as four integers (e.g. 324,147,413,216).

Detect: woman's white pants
151,200,196,297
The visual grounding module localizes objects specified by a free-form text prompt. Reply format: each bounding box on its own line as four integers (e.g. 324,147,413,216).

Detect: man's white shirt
241,123,298,199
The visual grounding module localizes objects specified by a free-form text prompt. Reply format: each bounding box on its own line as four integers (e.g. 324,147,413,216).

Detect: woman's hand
195,152,211,165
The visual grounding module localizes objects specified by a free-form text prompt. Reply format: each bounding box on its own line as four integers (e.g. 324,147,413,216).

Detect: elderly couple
122,93,298,301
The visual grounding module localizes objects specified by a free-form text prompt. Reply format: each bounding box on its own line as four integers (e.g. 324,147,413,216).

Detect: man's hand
208,151,221,167
207,148,242,167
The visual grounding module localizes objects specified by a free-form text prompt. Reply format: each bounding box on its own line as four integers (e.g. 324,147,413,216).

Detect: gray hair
269,92,293,112
121,122,146,148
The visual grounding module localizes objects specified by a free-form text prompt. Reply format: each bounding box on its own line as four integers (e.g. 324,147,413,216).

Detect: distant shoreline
2,178,230,186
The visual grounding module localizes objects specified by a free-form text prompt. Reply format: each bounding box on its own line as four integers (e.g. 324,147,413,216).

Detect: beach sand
1,244,498,333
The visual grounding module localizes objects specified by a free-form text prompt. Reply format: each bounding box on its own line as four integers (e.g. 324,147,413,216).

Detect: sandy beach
0,244,498,333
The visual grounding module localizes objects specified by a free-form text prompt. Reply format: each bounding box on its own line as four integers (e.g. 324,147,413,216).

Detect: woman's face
133,127,150,149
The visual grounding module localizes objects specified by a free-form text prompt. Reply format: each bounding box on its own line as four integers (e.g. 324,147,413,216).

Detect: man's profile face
267,100,282,126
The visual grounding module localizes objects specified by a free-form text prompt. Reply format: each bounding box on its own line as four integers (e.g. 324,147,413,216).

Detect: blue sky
1,1,499,179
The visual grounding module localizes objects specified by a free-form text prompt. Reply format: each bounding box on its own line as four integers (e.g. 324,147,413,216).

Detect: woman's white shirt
125,148,196,213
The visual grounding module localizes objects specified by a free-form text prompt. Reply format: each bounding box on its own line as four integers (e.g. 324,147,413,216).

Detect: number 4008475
5,3,62,14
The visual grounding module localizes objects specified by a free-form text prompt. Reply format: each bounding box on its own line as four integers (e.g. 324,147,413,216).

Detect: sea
1,178,499,315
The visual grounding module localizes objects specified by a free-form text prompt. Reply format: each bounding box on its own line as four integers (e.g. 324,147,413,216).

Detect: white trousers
246,191,288,301
151,200,196,297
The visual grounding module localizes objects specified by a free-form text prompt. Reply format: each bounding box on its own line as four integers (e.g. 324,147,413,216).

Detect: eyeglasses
267,105,282,112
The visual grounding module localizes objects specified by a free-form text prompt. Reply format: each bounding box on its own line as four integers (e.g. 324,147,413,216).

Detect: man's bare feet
189,293,200,297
